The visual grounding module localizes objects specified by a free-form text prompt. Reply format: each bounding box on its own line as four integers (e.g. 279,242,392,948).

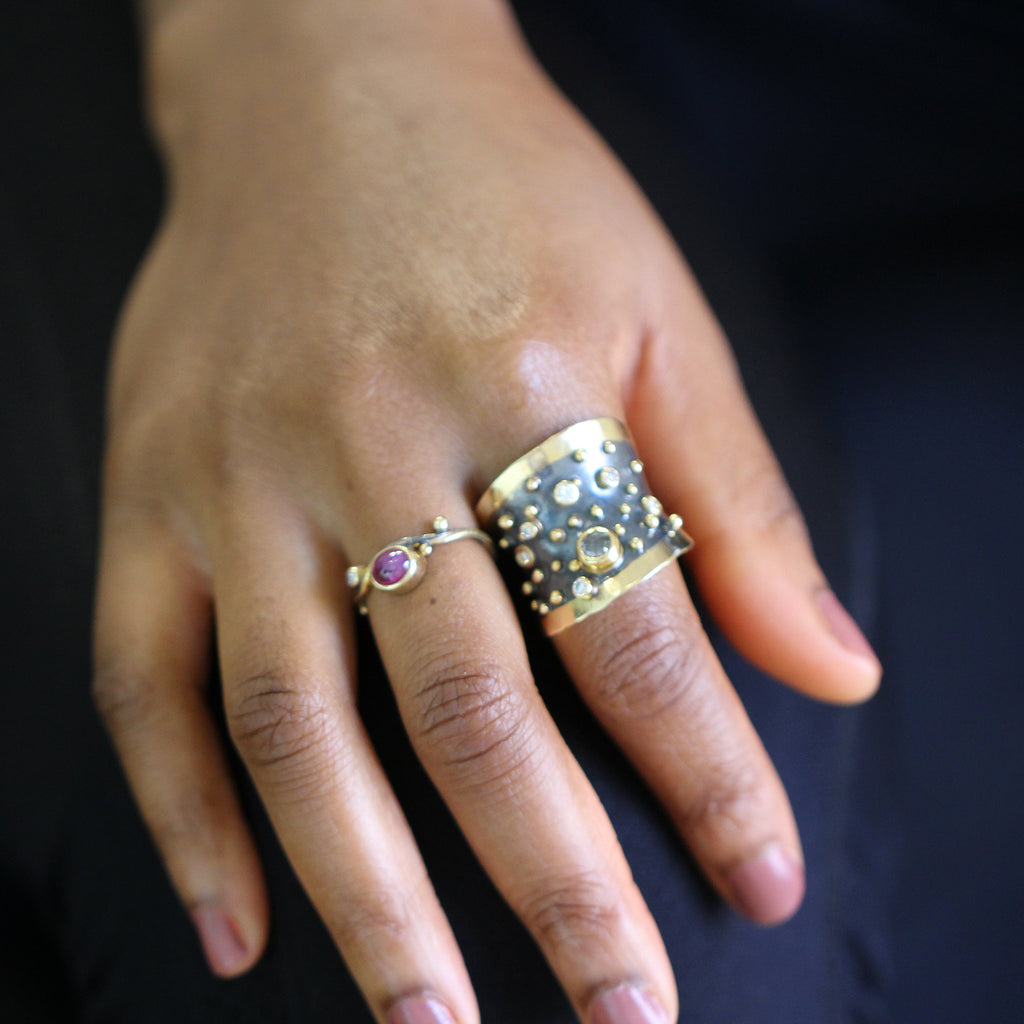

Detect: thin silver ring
346,515,494,614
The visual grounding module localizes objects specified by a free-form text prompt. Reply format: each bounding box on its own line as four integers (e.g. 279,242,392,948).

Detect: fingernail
192,904,249,976
816,589,878,664
727,842,805,925
387,995,458,1024
590,983,669,1024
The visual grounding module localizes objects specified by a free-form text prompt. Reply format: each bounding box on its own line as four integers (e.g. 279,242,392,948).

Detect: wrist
140,0,526,162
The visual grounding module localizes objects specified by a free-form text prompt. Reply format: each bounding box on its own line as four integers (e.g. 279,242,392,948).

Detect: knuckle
590,618,706,723
680,756,767,848
147,790,221,858
407,649,536,787
517,870,623,953
331,885,418,952
227,669,339,787
730,458,807,541
91,659,155,736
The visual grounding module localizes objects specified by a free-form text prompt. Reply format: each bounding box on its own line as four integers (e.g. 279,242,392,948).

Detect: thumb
628,274,881,704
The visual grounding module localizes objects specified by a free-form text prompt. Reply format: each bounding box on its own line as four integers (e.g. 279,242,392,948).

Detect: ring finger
360,502,677,1024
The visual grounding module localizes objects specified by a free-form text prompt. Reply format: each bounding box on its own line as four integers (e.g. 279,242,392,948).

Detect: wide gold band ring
476,418,693,634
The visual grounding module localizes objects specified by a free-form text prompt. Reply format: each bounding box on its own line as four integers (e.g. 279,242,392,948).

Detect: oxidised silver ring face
476,418,693,634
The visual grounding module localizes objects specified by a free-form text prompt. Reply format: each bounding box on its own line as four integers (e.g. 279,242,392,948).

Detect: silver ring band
346,515,494,614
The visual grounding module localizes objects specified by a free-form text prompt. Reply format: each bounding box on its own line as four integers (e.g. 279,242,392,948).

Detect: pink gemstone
372,547,411,587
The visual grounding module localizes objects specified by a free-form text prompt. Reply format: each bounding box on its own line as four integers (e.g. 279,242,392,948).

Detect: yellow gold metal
475,417,631,521
543,534,694,634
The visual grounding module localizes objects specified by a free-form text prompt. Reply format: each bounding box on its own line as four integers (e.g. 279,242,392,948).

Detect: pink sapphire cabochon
372,547,411,587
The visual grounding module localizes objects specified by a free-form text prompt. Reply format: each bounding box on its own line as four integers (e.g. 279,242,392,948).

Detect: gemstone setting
371,546,418,590
576,526,624,573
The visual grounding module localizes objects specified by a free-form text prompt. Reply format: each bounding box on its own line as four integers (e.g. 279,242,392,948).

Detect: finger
212,497,477,1024
629,272,881,703
367,516,677,1024
557,566,805,926
93,513,268,976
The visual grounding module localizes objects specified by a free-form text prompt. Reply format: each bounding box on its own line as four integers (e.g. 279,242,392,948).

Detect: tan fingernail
727,842,805,925
589,983,669,1024
192,904,249,976
387,995,458,1024
816,589,879,665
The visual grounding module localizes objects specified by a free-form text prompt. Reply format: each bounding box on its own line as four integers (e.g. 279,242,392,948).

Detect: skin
93,1,882,1022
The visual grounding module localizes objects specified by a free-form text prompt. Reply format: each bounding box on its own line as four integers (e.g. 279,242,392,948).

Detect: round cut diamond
552,479,581,506
519,520,540,541
515,545,535,568
641,495,663,515
572,576,596,600
576,526,623,572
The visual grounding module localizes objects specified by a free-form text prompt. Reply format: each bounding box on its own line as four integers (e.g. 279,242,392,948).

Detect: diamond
595,466,620,489
641,495,663,515
552,479,581,506
576,526,624,572
519,520,539,541
515,545,535,568
572,576,596,600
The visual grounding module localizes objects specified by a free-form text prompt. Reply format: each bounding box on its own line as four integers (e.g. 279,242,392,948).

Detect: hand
93,3,881,1022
